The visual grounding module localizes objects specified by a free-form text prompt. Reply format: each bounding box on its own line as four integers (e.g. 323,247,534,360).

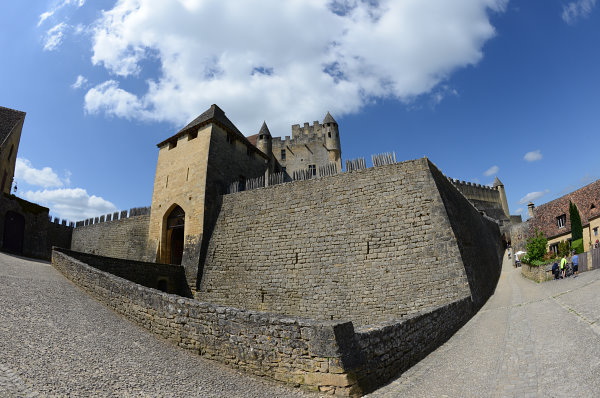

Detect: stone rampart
71,213,150,261
197,158,502,326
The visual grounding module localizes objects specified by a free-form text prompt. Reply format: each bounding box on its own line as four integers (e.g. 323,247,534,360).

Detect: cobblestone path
0,252,318,398
367,252,600,397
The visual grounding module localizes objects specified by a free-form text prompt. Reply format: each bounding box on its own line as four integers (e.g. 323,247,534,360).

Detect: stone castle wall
197,158,497,327
71,213,150,261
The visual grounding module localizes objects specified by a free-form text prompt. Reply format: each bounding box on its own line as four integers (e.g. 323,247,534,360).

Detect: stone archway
3,211,25,254
166,205,185,265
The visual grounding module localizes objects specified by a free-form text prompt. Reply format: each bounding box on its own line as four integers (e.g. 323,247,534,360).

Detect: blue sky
1,0,599,222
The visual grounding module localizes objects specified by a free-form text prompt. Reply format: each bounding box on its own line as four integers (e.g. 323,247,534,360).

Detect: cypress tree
569,201,583,241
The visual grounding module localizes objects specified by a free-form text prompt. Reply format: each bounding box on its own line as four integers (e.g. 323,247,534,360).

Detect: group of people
552,252,579,279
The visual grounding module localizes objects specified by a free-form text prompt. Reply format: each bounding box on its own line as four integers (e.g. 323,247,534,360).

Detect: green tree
525,229,548,263
558,240,570,257
569,201,583,241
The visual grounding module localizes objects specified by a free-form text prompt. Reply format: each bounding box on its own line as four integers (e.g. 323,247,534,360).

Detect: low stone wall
51,249,477,396
354,298,473,393
521,263,553,283
53,248,191,297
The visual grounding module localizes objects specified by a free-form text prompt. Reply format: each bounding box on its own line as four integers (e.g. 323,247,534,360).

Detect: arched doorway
3,211,25,254
167,206,185,265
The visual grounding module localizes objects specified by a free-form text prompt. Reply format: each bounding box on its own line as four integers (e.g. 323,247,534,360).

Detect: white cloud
43,23,67,51
15,158,64,188
84,80,152,119
23,188,116,221
513,207,524,215
519,190,550,205
484,165,499,176
562,0,597,24
81,0,508,135
71,75,88,89
38,11,55,27
524,149,542,162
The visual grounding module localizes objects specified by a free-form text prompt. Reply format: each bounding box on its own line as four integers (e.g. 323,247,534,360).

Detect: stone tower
493,177,510,218
256,122,272,160
323,112,341,165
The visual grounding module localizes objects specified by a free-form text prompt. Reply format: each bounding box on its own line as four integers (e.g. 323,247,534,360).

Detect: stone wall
51,249,482,395
0,194,49,258
71,214,150,261
197,158,502,326
47,221,72,253
428,162,504,309
521,263,553,283
54,247,192,297
51,250,363,396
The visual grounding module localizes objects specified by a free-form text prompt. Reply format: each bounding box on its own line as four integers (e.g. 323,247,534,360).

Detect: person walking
572,251,579,277
560,255,568,279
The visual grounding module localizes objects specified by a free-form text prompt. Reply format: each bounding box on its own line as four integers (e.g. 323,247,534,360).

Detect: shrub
558,240,570,257
571,238,584,254
525,229,547,263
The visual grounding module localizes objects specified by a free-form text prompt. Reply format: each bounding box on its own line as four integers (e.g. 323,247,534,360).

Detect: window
549,243,559,254
557,214,566,228
247,147,251,157
169,140,177,149
594,227,599,236
308,164,316,176
328,131,331,138
591,204,596,210
282,167,286,174
188,131,197,140
281,149,286,161
226,134,234,144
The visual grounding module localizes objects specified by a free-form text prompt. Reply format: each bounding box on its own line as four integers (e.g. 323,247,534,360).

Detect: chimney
527,202,535,218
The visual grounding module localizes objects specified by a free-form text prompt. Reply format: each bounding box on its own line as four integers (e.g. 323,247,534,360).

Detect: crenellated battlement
74,206,151,228
447,177,498,191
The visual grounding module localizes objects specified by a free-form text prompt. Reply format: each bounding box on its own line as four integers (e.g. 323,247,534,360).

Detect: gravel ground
0,252,320,398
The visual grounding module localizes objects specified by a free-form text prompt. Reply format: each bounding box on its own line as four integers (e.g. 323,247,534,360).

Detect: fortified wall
197,158,503,326
52,157,503,395
70,207,151,261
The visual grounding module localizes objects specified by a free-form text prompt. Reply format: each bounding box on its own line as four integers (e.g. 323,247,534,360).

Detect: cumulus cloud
23,188,116,221
484,165,499,176
524,149,542,162
81,0,508,135
519,190,550,205
15,158,64,188
562,0,597,24
71,75,88,89
43,23,67,51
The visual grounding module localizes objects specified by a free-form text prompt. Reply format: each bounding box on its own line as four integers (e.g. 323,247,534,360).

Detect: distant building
527,180,600,252
0,106,72,257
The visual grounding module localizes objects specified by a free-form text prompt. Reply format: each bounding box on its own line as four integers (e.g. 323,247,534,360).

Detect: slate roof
246,134,258,147
258,121,271,137
323,111,336,125
493,177,503,187
0,106,26,148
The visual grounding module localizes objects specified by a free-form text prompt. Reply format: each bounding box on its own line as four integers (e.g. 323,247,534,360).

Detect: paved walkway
368,252,600,397
0,252,318,398
2,251,599,397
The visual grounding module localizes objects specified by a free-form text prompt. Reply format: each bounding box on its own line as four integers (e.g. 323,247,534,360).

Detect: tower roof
0,106,26,147
492,177,503,187
258,121,271,138
323,111,337,125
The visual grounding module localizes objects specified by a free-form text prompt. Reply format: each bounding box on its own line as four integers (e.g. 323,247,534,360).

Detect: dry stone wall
71,214,150,261
197,158,473,327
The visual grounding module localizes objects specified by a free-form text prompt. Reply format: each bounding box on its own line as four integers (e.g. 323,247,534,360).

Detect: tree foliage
569,201,583,241
525,229,548,263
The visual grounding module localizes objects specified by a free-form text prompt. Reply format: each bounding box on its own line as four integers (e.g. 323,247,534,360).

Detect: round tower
256,121,272,158
323,112,341,165
493,177,510,218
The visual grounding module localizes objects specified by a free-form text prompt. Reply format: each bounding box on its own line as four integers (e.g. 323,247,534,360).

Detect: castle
2,104,510,395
